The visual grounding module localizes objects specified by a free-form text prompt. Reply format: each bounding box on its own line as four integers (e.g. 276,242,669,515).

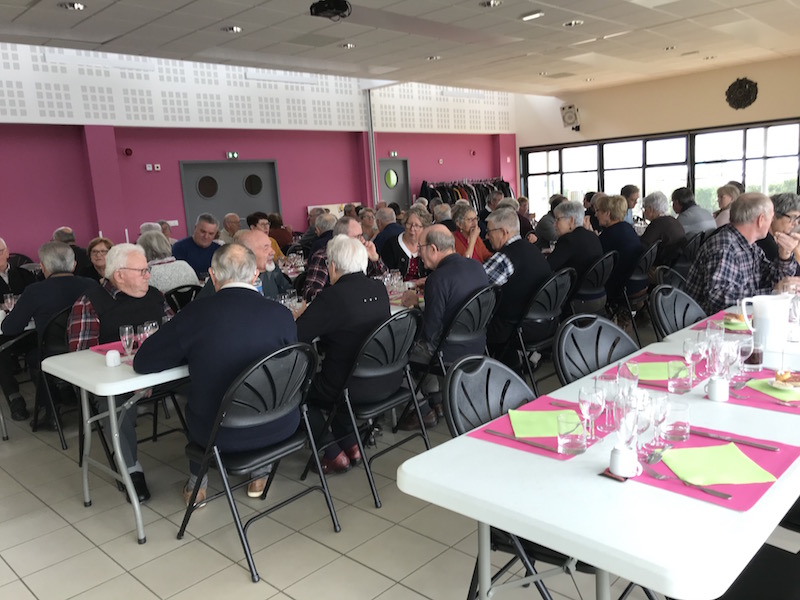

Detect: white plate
768,378,800,394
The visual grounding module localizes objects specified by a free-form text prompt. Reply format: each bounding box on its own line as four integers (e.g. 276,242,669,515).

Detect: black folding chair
654,265,687,291
553,314,639,385
570,251,617,315
164,284,202,312
7,253,33,269
444,356,656,600
300,310,424,508
509,268,577,395
649,285,706,341
672,231,704,278
615,242,660,347
31,308,72,448
178,343,340,583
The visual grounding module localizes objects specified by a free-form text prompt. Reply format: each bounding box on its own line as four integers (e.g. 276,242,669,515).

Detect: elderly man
686,193,800,315
621,184,640,224
0,237,36,421
483,208,552,356
432,203,457,232
53,226,91,274
135,243,297,503
302,217,387,302
497,197,533,238
547,200,603,280
478,190,504,239
172,213,220,277
373,207,404,253
299,207,326,257
296,235,391,474
308,212,337,257
158,220,178,245
535,194,568,248
2,242,97,423
245,211,285,259
218,213,241,245
68,243,173,502
343,203,357,218
672,187,716,238
640,191,686,266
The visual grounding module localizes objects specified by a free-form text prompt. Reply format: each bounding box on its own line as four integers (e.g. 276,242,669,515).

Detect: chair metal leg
301,405,340,532
38,372,68,450
344,391,382,508
517,328,539,397
0,402,8,441
623,291,641,347
508,534,554,600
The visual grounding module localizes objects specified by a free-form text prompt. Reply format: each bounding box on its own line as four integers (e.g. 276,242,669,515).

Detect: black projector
310,0,351,19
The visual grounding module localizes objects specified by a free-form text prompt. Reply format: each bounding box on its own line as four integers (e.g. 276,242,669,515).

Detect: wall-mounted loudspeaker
560,104,581,131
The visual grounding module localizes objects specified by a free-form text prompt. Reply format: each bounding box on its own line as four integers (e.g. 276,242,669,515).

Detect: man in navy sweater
172,213,220,277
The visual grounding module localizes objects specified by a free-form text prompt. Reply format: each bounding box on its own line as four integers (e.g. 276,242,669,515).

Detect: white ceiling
2,0,800,94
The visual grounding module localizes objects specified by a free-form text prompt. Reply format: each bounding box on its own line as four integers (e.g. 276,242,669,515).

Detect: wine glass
615,397,638,451
595,373,619,435
578,386,605,442
3,293,15,312
647,393,669,450
634,391,653,459
119,325,135,357
682,338,703,387
618,361,639,394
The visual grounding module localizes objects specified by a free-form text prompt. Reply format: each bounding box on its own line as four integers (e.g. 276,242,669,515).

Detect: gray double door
179,160,280,231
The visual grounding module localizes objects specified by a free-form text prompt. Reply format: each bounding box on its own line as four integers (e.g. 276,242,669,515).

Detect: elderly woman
596,194,646,302
79,237,114,283
547,201,603,280
360,207,378,241
452,203,492,263
640,191,686,266
380,204,431,281
535,194,568,249
297,235,392,474
137,231,199,292
714,184,741,227
757,193,800,261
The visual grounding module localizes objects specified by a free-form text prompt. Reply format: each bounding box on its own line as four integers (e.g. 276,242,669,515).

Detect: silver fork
640,462,731,499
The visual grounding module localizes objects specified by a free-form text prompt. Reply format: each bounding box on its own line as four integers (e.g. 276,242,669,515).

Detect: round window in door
385,169,398,189
244,174,263,196
197,176,218,198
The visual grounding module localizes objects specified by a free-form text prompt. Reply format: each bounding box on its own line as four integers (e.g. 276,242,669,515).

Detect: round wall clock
725,78,758,110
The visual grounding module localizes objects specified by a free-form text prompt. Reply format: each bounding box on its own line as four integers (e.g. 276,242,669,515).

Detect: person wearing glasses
67,243,174,503
452,203,491,263
757,193,800,262
381,205,432,281
79,237,114,283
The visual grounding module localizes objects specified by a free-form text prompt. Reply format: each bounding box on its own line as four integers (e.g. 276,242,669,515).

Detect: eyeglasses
464,216,478,223
486,228,505,235
779,213,800,224
90,249,109,256
417,243,432,250
119,266,151,277
406,223,424,230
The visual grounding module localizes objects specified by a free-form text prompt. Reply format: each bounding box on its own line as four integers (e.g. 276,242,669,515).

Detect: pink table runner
603,352,707,391
468,396,611,461
632,425,800,511
90,341,126,355
691,310,751,334
724,369,800,415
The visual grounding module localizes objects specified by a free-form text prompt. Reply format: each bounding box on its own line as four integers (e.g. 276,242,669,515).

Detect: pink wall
0,125,96,260
374,132,517,200
1,124,516,259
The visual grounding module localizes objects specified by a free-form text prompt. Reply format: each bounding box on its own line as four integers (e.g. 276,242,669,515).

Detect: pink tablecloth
724,369,800,415
691,310,751,335
468,396,611,461
631,425,800,511
90,341,125,355
603,352,707,391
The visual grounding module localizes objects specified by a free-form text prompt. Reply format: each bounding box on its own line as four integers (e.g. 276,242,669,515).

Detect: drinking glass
682,338,703,387
119,325,135,357
578,386,605,442
706,319,725,341
667,361,691,394
663,401,690,441
647,392,669,450
614,397,638,451
743,337,764,372
557,412,586,455
3,293,15,312
618,361,639,393
633,391,653,459
595,372,619,434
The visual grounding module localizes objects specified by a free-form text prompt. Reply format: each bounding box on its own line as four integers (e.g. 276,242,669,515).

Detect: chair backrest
520,267,576,340
211,343,318,437
573,251,617,299
649,285,706,341
682,231,705,262
553,314,639,385
654,265,687,290
349,310,421,380
165,284,202,312
40,306,71,360
626,242,660,288
8,253,32,268
434,285,497,352
444,355,534,437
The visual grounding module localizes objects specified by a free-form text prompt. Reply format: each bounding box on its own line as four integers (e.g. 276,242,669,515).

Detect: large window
520,119,800,214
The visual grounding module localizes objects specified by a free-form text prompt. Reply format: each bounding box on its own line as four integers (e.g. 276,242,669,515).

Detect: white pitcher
739,294,792,349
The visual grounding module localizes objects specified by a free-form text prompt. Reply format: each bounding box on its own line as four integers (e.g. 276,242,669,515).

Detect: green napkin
746,379,800,402
508,409,578,438
722,319,750,331
661,442,776,486
634,362,671,381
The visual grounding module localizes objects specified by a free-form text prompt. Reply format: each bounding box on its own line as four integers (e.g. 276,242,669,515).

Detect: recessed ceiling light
539,71,548,76
340,42,356,49
427,55,441,61
665,45,676,51
479,0,502,7
221,25,243,33
521,10,544,21
585,77,594,82
703,55,716,60
571,38,597,46
563,20,584,27
603,31,630,40
57,2,85,10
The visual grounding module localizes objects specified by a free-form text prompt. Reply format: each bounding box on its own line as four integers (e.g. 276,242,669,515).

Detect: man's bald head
236,229,274,272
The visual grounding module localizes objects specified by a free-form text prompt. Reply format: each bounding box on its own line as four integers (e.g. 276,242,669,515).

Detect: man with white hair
172,213,220,277
218,213,241,245
135,243,298,504
67,243,173,503
297,234,391,474
138,222,161,237
299,207,326,257
2,242,97,424
372,207,404,253
432,203,457,232
640,191,685,266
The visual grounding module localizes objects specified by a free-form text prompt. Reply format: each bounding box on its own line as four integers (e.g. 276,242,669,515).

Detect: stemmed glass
578,386,605,442
646,393,669,451
3,293,16,312
732,335,754,384
595,373,619,435
633,391,653,459
615,396,638,451
682,338,703,387
618,361,639,394
119,325,135,357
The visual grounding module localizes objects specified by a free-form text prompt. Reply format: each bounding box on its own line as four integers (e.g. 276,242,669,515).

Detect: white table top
397,340,800,600
42,350,188,397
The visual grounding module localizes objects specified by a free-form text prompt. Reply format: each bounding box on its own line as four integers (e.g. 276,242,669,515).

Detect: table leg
477,521,491,600
80,389,92,507
106,394,147,544
596,568,611,600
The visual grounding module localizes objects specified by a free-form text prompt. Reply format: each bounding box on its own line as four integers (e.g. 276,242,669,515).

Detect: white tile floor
1,329,797,599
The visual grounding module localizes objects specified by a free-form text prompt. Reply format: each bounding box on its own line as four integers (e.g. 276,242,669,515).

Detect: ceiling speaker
560,104,580,130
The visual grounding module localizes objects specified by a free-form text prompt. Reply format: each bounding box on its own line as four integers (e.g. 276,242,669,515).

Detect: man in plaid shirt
685,193,800,315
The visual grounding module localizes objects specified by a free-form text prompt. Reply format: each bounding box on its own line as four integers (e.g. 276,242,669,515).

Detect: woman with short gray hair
640,191,686,266
757,193,800,261
548,201,603,283
137,231,199,292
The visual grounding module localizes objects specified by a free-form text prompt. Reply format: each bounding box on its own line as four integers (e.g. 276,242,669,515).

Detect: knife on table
690,429,780,452
485,429,559,453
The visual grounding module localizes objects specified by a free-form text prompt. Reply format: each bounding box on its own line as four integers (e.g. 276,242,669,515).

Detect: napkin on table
661,442,776,486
